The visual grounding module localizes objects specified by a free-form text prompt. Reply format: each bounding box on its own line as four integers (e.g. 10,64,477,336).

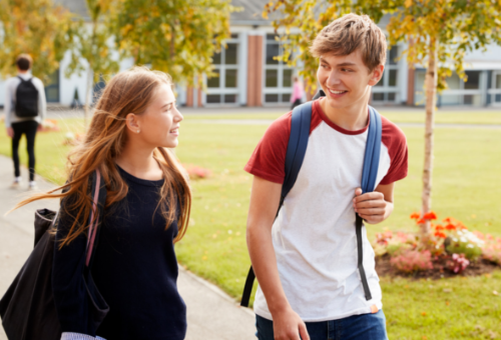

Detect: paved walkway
0,155,256,340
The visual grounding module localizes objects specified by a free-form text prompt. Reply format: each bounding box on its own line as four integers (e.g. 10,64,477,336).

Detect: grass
1,114,500,338
382,272,501,339
184,110,501,125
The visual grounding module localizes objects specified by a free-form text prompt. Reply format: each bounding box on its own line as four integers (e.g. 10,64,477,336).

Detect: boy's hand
6,127,13,138
352,188,392,224
272,307,310,340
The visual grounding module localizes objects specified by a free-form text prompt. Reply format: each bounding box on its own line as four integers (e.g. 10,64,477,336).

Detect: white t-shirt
244,98,408,322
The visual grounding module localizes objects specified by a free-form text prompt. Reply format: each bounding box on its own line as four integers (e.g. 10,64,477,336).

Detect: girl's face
137,83,183,148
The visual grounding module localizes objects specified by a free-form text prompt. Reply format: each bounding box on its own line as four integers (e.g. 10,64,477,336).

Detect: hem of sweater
254,301,383,322
61,332,106,340
6,116,41,128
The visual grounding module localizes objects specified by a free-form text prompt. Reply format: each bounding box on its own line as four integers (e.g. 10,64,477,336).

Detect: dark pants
11,120,38,181
291,99,302,110
256,310,388,340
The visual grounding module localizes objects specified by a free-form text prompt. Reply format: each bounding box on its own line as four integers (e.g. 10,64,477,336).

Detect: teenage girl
17,66,191,339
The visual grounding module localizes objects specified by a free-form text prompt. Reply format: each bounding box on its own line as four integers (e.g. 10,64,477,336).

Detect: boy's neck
319,97,370,131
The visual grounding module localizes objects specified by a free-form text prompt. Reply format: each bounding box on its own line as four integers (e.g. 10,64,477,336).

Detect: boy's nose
327,73,341,86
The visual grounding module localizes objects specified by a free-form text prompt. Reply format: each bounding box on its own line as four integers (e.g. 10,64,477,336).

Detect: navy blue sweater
52,166,186,340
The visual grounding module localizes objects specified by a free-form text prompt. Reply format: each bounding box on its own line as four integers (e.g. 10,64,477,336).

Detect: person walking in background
290,76,304,110
4,54,46,190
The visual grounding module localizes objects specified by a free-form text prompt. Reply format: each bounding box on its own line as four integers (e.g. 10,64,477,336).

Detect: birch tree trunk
420,37,438,240
84,66,93,128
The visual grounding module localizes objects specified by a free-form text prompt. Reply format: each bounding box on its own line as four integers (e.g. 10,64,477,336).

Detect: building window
372,46,399,104
263,34,294,105
489,72,501,105
45,69,60,103
205,34,240,105
415,70,487,106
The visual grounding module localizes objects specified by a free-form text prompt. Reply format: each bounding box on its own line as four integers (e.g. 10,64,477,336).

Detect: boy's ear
368,64,385,86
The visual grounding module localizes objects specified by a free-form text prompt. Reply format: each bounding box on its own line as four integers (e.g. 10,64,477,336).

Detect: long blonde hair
16,66,191,246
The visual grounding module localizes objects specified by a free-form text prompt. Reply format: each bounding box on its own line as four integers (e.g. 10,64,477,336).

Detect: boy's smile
317,50,384,129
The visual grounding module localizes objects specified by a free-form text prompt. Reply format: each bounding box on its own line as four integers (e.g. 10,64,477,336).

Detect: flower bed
373,212,501,278
181,164,212,180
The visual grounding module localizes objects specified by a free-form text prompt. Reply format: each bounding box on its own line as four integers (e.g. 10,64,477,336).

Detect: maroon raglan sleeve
244,113,292,184
379,116,408,185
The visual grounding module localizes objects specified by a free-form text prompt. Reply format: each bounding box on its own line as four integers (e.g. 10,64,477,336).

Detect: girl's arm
52,199,102,339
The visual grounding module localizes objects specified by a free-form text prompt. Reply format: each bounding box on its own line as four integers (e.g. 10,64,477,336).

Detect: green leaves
112,0,240,87
0,0,76,84
266,0,501,93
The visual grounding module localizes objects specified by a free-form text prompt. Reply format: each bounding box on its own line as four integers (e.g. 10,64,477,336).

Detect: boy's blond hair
310,13,387,72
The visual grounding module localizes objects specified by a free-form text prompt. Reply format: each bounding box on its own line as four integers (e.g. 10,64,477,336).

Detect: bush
477,233,501,265
445,229,483,261
446,253,470,273
390,250,433,274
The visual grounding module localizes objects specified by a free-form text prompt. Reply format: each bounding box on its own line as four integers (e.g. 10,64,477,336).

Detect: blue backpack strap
240,101,313,307
356,105,382,301
361,106,382,194
281,102,313,202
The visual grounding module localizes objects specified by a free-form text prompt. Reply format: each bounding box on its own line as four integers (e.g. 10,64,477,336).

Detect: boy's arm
352,182,395,224
246,176,309,340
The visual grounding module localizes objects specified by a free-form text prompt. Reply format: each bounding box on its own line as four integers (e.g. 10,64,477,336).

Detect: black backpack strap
241,102,313,307
356,105,383,301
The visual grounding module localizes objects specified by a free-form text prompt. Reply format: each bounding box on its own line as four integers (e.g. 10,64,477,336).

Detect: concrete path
0,155,256,340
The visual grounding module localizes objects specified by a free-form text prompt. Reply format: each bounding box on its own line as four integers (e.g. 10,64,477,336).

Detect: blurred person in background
290,76,304,110
4,54,46,190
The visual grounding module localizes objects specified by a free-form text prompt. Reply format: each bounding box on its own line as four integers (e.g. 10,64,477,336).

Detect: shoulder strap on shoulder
240,101,313,308
361,106,382,193
356,105,383,301
85,169,107,268
281,101,313,202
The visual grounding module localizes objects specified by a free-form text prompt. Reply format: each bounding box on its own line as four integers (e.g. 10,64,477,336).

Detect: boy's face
317,49,383,112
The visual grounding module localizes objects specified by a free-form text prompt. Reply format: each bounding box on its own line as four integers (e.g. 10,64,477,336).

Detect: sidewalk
0,155,256,340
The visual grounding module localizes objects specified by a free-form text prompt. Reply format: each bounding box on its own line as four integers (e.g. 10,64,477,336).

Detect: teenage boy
245,14,408,340
4,54,46,190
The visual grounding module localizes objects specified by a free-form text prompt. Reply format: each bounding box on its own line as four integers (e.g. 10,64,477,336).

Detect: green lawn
1,114,500,338
184,109,501,125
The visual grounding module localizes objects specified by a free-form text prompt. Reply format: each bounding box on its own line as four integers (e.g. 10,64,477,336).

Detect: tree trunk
420,37,438,241
84,66,93,127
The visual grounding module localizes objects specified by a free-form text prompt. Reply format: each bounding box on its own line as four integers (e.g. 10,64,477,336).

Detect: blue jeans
256,310,388,340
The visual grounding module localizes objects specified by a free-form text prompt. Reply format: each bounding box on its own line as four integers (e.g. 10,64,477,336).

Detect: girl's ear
125,113,141,134
369,64,385,86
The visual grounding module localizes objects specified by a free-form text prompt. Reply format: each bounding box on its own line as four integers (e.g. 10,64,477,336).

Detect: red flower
422,211,437,220
445,223,456,231
410,212,420,220
435,225,444,231
442,217,454,224
434,231,447,239
416,218,426,224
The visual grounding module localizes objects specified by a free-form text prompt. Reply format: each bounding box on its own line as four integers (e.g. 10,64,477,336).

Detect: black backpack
15,76,39,118
240,90,382,307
